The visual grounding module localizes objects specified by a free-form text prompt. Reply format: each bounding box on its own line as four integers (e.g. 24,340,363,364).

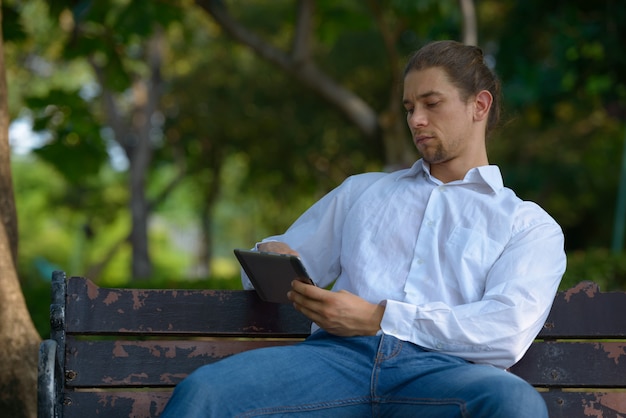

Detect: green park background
4,0,626,339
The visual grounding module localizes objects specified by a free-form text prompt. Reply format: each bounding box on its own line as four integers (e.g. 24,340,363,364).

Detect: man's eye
426,102,440,108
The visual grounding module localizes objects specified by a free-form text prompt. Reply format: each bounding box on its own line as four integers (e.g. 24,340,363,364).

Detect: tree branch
195,0,379,139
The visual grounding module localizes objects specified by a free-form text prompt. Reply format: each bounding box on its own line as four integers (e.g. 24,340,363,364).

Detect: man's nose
409,109,427,128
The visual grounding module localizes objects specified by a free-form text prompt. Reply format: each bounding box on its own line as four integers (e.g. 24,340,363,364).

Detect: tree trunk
197,150,223,276
128,34,163,279
91,32,164,280
129,75,154,279
459,0,478,46
0,222,40,418
0,1,17,266
0,3,41,416
369,0,417,170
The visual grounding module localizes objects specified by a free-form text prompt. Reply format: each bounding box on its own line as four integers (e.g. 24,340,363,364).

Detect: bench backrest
38,272,626,418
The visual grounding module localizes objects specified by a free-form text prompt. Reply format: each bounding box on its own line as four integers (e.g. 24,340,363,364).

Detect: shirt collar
397,159,504,193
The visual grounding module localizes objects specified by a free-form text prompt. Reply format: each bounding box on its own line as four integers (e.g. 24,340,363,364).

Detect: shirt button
436,343,443,349
427,220,435,227
417,259,424,265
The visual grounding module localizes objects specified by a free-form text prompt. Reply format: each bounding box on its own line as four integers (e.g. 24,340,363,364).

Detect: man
162,40,566,417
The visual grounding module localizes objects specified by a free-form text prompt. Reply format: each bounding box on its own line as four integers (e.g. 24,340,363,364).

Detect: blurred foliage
481,0,626,251
4,0,626,338
563,249,626,292
26,89,109,183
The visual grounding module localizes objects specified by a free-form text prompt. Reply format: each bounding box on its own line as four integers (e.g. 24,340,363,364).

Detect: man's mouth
414,134,433,145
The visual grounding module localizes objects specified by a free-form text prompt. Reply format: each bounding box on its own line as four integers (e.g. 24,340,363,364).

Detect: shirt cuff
380,299,416,342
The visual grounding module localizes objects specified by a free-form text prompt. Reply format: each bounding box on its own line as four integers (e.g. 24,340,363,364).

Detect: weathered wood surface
65,338,302,387
542,391,626,418
65,339,626,389
510,341,626,387
56,390,626,418
58,392,171,418
66,276,312,337
540,280,626,338
39,274,626,418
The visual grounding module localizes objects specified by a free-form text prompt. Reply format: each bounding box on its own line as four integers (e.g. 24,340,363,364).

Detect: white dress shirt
243,159,566,369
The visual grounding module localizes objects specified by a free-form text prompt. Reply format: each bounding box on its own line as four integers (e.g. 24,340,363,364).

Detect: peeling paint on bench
38,273,626,418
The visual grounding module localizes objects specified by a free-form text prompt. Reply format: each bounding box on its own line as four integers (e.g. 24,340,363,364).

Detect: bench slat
542,391,626,418
539,281,626,339
66,277,626,339
511,341,626,387
65,277,312,337
67,339,626,389
58,390,626,418
61,391,171,418
65,339,302,387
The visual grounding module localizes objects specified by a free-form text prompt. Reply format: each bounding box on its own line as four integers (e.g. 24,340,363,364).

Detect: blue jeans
161,331,547,417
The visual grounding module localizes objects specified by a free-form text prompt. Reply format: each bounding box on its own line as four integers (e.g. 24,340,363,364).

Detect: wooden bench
38,271,626,417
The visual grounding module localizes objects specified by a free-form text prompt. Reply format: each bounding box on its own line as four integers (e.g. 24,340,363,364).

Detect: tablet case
234,249,314,304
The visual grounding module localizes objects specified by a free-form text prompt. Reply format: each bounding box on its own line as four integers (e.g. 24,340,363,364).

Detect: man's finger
257,242,299,256
291,279,326,300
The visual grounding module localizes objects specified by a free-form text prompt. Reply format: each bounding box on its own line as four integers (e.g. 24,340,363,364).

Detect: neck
429,154,489,183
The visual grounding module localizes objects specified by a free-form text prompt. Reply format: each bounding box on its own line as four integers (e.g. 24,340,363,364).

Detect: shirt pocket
444,226,506,296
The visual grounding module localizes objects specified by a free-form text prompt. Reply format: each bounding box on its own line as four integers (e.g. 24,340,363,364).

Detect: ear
473,90,493,123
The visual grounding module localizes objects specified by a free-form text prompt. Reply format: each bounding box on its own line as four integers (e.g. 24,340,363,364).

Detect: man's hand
288,280,385,337
257,242,299,256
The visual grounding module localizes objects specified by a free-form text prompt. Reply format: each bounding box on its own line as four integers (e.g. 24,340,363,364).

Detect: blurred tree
29,0,185,279
155,2,429,270
8,0,626,290
196,0,470,169
0,1,40,416
481,0,626,251
9,0,474,281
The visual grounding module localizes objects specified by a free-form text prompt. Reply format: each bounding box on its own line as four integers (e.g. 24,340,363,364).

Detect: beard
418,141,449,165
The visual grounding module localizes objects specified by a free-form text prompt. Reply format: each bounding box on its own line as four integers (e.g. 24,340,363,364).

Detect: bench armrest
38,339,58,418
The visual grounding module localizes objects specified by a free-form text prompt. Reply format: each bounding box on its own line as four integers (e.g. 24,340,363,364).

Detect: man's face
402,67,476,166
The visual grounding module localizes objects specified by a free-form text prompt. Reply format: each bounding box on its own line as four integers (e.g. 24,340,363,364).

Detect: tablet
234,249,315,304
